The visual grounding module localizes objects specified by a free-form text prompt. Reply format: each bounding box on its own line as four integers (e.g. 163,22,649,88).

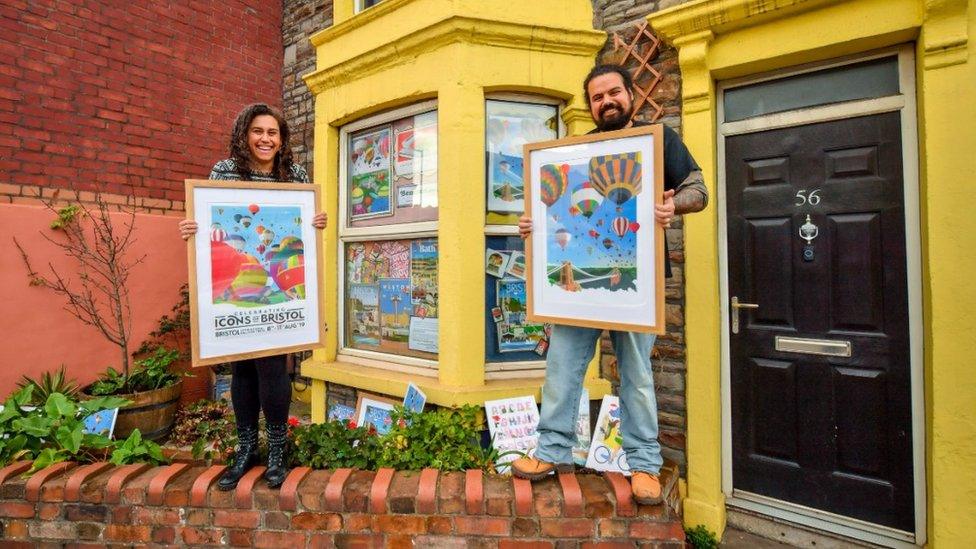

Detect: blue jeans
535,325,662,474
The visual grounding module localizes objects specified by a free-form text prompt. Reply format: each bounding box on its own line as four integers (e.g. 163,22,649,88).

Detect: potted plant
14,189,185,440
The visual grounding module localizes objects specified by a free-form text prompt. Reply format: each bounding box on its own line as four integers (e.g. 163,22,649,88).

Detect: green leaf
12,416,52,437
44,393,75,419
79,396,131,413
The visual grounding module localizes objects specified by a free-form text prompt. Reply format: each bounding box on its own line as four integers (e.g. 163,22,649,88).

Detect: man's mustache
600,102,623,117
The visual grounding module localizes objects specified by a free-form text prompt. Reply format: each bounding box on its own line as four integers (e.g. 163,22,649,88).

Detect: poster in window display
343,239,438,358
379,278,412,348
351,110,438,228
349,128,393,220
347,283,380,347
186,180,324,366
524,125,665,334
486,100,558,214
410,239,438,317
495,278,546,353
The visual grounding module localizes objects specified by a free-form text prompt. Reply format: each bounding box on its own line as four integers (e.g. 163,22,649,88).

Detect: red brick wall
0,461,685,546
0,0,284,207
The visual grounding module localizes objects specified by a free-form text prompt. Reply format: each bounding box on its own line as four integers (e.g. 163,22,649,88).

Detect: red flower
347,420,357,429
287,416,300,427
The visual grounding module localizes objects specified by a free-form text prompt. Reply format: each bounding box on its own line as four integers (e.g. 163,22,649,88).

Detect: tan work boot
511,456,574,480
631,471,663,504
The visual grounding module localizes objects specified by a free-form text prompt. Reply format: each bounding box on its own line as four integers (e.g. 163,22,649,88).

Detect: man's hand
312,212,328,230
179,219,198,241
518,215,533,240
655,189,676,228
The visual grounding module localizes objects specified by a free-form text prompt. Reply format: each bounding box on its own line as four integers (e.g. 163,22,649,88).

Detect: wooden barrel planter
112,379,184,441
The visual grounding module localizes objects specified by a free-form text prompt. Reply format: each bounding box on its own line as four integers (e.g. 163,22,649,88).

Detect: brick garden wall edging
0,460,685,547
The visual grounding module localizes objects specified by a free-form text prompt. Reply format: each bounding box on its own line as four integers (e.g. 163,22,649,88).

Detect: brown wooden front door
726,111,914,531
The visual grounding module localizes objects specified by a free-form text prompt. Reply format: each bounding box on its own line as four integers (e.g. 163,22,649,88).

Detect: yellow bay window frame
301,0,613,420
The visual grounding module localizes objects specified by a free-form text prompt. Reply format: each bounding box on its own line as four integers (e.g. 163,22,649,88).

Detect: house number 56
795,189,822,206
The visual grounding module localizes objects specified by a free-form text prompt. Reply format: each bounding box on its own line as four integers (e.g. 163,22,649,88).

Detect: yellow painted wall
301,0,611,415
651,0,975,545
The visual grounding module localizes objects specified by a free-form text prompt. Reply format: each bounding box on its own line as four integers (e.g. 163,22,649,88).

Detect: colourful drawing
350,128,390,175
328,403,355,423
378,240,410,278
379,278,412,344
485,395,541,472
358,398,396,436
585,395,630,474
210,204,304,306
350,169,392,219
347,283,380,346
410,240,438,316
496,278,546,353
541,152,642,294
486,101,557,213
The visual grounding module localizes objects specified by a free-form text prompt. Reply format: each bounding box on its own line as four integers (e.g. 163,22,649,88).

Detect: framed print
186,180,325,366
485,395,540,472
524,125,665,334
403,382,427,413
355,394,399,435
349,127,393,220
486,100,558,215
495,278,546,353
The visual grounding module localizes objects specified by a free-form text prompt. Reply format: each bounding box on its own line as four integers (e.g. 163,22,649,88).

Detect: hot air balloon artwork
210,223,227,242
524,125,662,333
588,152,642,206
348,127,393,220
229,253,268,301
486,101,557,214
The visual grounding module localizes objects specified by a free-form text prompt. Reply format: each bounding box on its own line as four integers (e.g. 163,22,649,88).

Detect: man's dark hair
583,64,634,105
228,103,295,181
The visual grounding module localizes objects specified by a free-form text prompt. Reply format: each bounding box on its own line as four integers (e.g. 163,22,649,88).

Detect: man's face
587,72,634,131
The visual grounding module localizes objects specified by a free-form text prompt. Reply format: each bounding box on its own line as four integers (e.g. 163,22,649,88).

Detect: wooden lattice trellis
611,20,664,122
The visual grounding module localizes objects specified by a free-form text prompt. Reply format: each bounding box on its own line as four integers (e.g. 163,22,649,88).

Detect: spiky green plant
17,366,80,405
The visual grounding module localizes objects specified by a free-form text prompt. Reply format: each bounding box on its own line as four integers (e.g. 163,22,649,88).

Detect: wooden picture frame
185,179,326,366
354,394,399,435
523,124,666,334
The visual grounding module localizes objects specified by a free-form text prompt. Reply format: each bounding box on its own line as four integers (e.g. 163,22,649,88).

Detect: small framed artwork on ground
355,394,399,435
524,125,665,333
185,180,325,366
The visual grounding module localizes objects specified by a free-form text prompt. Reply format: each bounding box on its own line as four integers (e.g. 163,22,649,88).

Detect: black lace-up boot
264,422,289,488
217,425,260,491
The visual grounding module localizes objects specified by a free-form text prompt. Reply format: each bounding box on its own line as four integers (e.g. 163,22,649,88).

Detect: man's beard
595,102,633,131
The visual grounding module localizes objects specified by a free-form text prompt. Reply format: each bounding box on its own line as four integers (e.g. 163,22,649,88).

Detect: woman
179,103,327,490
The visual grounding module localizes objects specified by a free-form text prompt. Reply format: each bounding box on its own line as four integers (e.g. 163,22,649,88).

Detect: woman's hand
179,219,198,240
518,215,532,240
312,212,328,230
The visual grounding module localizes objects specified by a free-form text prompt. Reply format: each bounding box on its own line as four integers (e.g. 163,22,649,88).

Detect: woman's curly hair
228,103,295,181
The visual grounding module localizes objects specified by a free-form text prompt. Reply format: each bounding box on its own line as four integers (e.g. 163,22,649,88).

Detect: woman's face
247,114,282,170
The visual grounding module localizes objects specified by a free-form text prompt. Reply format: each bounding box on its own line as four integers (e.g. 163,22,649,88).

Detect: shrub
169,399,237,463
685,525,719,549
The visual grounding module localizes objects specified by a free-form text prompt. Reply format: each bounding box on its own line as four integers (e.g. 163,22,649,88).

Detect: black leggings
231,355,290,429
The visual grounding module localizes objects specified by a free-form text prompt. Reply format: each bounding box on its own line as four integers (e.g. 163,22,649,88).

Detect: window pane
345,238,438,359
485,235,548,362
486,100,558,224
348,110,437,228
723,56,899,122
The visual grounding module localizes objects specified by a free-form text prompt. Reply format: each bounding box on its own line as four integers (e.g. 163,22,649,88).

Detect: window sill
301,358,612,413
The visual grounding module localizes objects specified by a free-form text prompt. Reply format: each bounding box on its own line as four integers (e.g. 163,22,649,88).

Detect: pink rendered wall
0,204,186,397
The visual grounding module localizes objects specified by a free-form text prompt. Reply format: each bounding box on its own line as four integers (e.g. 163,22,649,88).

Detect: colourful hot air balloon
248,204,260,215
224,234,246,252
572,182,604,219
589,152,642,206
568,205,581,217
540,163,569,207
602,237,614,250
210,223,226,242
278,236,303,252
255,225,266,235
240,215,251,228
229,253,268,300
210,241,243,297
260,229,275,246
629,222,640,233
257,244,266,255
612,216,630,238
272,250,306,300
588,229,599,239
555,228,571,250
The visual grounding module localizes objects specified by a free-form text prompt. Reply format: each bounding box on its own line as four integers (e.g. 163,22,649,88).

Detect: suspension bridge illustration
548,261,622,292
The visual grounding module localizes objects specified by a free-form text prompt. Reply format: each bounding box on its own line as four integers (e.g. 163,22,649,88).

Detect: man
513,64,707,504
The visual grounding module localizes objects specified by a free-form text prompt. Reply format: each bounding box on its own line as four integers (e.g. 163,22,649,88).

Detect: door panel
727,112,913,531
